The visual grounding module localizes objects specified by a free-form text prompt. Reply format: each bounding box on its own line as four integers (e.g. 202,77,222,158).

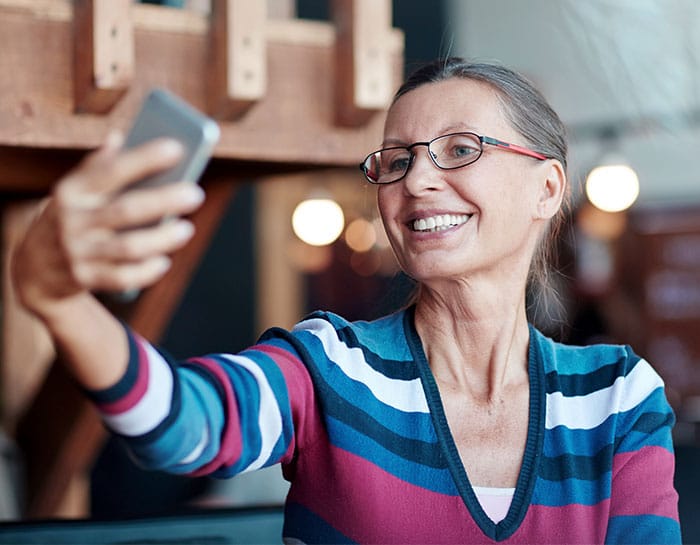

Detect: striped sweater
91,307,681,543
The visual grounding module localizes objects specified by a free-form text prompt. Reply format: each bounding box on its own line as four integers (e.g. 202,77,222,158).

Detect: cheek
376,186,397,224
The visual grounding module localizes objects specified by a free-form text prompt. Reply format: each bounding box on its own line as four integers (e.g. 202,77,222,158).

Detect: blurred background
1,0,699,542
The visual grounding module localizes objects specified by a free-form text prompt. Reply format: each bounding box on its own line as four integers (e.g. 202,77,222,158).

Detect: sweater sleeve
86,326,322,478
604,351,681,544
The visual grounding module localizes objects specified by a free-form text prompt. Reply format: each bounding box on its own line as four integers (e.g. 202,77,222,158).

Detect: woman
12,58,680,543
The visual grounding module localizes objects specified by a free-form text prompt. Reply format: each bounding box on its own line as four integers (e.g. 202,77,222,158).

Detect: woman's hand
12,131,206,322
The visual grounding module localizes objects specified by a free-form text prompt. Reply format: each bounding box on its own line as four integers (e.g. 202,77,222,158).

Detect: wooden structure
0,0,403,518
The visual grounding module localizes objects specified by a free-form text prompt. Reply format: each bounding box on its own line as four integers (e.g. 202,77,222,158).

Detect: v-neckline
403,306,545,541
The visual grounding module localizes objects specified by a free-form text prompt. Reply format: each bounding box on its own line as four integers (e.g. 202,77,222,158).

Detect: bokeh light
292,198,345,246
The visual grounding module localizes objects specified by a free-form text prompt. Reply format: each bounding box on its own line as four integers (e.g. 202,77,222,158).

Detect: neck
413,278,530,401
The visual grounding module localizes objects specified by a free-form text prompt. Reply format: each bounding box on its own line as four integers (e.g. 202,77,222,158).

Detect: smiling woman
10,57,680,543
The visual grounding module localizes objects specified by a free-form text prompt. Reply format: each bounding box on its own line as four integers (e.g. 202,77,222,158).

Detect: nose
402,145,443,195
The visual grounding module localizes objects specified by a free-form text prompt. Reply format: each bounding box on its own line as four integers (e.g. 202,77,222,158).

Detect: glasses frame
359,131,548,185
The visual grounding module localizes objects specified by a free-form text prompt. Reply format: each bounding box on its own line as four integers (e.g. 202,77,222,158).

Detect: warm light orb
345,218,377,252
292,198,345,246
585,164,640,213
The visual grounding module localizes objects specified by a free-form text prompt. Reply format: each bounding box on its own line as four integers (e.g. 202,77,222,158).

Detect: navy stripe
539,444,613,481
85,325,140,404
544,353,639,396
631,411,675,435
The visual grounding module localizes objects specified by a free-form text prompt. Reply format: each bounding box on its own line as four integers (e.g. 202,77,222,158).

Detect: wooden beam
73,0,134,113
208,0,267,119
0,1,403,169
332,0,396,126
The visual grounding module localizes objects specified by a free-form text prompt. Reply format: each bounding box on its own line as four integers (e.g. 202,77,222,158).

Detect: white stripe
221,354,283,473
295,318,429,413
177,427,209,465
102,344,173,436
546,358,664,430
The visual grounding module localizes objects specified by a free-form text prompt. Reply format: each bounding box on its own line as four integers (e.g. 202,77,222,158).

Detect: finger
59,138,184,205
72,255,173,293
90,181,205,231
70,219,195,261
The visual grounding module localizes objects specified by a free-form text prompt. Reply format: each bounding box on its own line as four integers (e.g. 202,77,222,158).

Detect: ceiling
446,0,700,208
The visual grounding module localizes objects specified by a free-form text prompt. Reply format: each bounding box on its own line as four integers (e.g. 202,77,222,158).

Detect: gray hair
394,58,570,331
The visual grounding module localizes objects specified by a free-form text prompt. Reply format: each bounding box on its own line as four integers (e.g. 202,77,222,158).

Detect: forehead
383,78,513,143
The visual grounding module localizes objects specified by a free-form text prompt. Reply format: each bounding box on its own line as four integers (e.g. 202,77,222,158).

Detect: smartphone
107,90,219,303
123,88,220,189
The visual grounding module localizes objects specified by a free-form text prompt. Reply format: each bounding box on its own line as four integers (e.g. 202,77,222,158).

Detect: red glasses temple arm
481,136,547,161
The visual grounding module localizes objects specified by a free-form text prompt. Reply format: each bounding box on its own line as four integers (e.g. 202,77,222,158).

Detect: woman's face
377,77,556,287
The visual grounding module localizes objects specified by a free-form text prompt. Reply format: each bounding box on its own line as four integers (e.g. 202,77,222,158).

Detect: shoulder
531,327,667,413
258,309,415,376
291,309,411,359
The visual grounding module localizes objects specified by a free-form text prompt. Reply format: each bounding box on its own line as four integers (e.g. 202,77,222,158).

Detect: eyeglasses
359,131,548,185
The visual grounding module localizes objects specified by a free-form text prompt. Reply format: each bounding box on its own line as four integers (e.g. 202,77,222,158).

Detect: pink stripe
251,343,321,463
288,445,611,543
515,502,610,544
610,446,679,520
186,357,243,476
187,344,316,476
97,339,150,415
288,445,494,543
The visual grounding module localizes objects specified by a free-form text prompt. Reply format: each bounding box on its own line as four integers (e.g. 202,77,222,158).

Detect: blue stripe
537,332,636,377
327,417,458,494
121,365,224,473
544,399,674,460
605,514,681,544
531,473,611,506
312,310,413,365
544,415,616,457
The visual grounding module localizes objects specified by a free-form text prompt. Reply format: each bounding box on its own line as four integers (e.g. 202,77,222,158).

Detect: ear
535,159,567,220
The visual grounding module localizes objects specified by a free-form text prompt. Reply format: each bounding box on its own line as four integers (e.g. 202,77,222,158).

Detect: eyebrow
381,124,480,148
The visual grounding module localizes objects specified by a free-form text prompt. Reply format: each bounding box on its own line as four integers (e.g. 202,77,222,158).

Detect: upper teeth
412,214,470,232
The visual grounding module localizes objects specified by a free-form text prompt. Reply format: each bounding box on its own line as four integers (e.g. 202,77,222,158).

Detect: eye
450,144,477,158
388,155,410,172
381,149,411,173
434,134,481,166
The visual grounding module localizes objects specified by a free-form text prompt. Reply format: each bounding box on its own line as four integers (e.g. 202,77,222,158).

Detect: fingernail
104,130,124,150
160,139,184,157
184,185,206,205
175,220,195,240
155,256,172,273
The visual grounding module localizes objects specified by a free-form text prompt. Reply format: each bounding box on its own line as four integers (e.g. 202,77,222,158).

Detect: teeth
412,214,470,232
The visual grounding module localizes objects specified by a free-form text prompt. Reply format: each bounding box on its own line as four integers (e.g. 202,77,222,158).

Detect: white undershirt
472,486,515,523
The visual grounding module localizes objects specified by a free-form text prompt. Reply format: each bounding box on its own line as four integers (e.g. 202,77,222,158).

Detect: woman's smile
408,212,472,233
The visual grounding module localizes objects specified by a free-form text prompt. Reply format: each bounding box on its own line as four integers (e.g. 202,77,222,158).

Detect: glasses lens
363,148,411,184
430,133,482,169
